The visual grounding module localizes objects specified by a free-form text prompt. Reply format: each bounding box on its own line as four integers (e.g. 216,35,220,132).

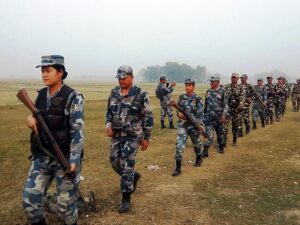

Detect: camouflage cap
184,78,195,85
36,55,64,68
115,65,133,79
267,75,273,79
257,77,263,81
277,76,285,80
160,75,166,80
231,73,239,78
241,74,248,78
209,75,220,81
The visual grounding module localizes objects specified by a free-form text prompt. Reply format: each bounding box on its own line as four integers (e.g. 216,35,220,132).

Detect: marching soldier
291,78,300,112
224,73,244,146
274,76,289,121
155,75,176,129
203,76,228,157
252,78,267,129
22,55,84,225
238,74,255,136
264,76,276,124
172,79,204,176
105,66,153,213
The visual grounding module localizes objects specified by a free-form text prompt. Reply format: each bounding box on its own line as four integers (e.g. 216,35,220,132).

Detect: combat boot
193,147,202,167
172,160,182,176
32,219,46,225
218,144,225,153
232,136,237,146
169,121,176,129
202,147,209,158
261,120,265,128
238,128,243,137
160,120,166,129
132,171,141,193
266,119,269,125
270,116,273,124
118,192,131,213
252,122,257,130
245,125,250,134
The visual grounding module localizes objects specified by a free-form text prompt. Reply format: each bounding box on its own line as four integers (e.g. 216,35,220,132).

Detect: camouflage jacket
156,83,174,102
264,83,276,100
204,86,228,123
253,85,267,107
274,84,289,101
177,93,204,128
291,83,300,96
106,85,153,140
241,83,255,106
225,83,244,110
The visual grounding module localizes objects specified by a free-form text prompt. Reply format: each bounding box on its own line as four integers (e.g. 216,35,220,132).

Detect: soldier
155,75,176,129
274,76,289,121
291,78,300,112
238,74,255,136
22,55,84,225
264,76,276,124
224,73,244,146
202,76,228,157
172,79,204,176
105,65,153,213
282,77,291,115
252,78,267,129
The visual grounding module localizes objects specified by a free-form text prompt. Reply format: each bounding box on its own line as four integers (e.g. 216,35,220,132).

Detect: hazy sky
0,0,299,80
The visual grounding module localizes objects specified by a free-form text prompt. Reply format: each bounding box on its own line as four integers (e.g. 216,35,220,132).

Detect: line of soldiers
21,55,298,225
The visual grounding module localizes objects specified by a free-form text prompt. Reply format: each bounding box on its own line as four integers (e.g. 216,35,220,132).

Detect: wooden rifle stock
16,88,70,172
169,100,207,138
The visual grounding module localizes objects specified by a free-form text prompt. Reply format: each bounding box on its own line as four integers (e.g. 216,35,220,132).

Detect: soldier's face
241,77,247,83
257,80,263,86
160,79,166,84
267,78,272,83
210,80,219,89
278,79,283,85
118,75,133,89
185,83,195,92
41,66,63,87
231,76,238,83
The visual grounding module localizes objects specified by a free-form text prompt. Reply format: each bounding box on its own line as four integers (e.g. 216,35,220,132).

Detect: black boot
270,116,273,124
232,136,237,146
202,147,209,157
261,120,265,128
169,121,175,129
118,192,131,213
132,171,141,193
238,128,243,137
245,125,250,134
218,144,225,153
172,160,182,176
252,121,257,130
160,120,166,129
193,147,202,167
32,219,46,225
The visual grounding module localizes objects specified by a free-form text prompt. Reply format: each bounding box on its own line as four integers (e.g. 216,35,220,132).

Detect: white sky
0,0,299,80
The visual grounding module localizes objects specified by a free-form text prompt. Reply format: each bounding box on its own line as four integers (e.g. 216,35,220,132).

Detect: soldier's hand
171,81,176,87
178,112,186,120
219,115,226,124
70,163,76,173
106,127,114,137
141,139,149,151
27,115,38,135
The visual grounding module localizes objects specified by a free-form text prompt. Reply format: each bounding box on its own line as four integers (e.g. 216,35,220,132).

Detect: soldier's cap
297,78,300,81
160,75,166,80
257,78,263,81
267,75,273,79
184,78,195,85
277,76,285,80
231,73,239,78
115,65,133,79
241,74,248,78
36,55,64,68
209,75,220,81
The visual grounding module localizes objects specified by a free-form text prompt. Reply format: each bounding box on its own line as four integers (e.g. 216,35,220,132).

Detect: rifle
169,100,207,138
16,88,95,211
253,88,271,118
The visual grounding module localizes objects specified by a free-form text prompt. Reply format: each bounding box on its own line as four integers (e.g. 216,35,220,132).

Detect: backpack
155,84,165,99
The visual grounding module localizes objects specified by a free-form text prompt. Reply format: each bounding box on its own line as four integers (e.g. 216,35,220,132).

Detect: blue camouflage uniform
175,93,204,161
252,84,267,127
22,85,84,225
203,83,228,153
156,82,174,122
106,85,153,193
264,81,276,124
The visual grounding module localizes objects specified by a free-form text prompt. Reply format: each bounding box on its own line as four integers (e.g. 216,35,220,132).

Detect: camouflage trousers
224,111,240,140
265,100,274,122
175,122,201,161
22,155,78,225
292,94,300,111
252,104,265,123
203,121,225,148
160,101,173,122
274,98,284,120
109,134,141,193
282,98,288,115
238,106,250,129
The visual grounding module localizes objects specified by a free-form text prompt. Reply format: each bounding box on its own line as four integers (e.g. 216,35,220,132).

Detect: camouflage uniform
22,86,84,225
156,82,174,123
264,82,276,124
291,81,300,111
175,93,204,161
203,85,228,154
106,85,153,193
252,85,267,128
239,83,255,134
274,83,288,121
282,82,291,115
224,83,244,145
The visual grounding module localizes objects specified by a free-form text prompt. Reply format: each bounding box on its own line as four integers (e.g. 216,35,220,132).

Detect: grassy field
0,81,299,225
